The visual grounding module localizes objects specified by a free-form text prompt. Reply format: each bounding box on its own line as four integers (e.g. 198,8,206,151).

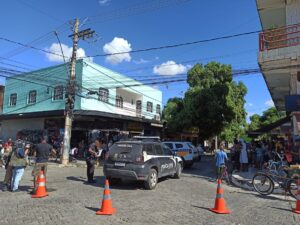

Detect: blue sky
0,0,273,120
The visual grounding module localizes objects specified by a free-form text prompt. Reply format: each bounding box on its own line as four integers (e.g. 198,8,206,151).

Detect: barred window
99,88,109,103
9,93,17,106
53,85,63,100
136,100,142,114
116,96,123,108
147,101,153,112
156,104,161,114
28,90,37,104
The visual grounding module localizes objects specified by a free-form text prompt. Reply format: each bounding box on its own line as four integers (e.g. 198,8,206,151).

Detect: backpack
15,140,25,158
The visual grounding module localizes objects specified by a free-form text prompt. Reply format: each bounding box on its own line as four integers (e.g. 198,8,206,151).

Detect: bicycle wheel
287,179,298,199
252,173,274,195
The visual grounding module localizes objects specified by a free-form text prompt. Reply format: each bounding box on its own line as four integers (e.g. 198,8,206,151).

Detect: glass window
136,100,142,114
116,96,123,108
175,143,183,149
28,90,37,104
164,143,173,149
99,88,109,103
147,101,153,112
163,146,173,156
53,85,63,101
156,104,161,114
9,93,17,106
154,145,163,155
143,144,155,155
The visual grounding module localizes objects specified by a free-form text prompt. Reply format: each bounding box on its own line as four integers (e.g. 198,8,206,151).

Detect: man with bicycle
215,143,228,179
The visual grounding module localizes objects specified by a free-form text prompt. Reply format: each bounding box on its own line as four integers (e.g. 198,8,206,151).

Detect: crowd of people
229,137,296,172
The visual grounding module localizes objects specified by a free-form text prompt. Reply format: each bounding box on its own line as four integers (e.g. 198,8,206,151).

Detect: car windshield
187,143,195,149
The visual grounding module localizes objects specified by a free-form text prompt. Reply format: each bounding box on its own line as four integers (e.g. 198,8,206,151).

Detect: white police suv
103,140,183,190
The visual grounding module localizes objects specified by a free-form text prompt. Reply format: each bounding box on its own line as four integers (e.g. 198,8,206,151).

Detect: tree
248,107,285,131
184,62,247,141
162,97,188,132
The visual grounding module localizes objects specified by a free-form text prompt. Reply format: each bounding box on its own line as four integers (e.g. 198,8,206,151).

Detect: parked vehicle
104,140,183,190
162,141,195,168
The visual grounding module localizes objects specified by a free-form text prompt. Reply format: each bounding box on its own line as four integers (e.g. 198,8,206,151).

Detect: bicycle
252,170,298,199
218,164,232,185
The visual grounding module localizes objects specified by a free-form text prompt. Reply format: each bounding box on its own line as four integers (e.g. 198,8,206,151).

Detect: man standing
215,143,228,179
10,141,30,192
86,139,103,183
32,137,54,194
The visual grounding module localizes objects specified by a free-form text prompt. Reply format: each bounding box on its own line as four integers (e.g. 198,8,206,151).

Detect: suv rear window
109,143,142,153
175,143,183,148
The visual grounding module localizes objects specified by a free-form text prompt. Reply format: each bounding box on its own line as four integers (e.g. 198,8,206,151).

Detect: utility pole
61,18,95,165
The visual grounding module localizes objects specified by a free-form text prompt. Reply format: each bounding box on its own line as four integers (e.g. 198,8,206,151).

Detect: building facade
257,0,300,138
0,59,162,143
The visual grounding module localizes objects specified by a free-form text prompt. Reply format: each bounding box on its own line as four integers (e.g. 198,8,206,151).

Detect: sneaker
88,180,96,184
11,189,20,192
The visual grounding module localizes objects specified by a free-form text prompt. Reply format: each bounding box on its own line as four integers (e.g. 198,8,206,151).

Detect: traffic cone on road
209,179,231,214
293,179,300,214
31,171,48,198
96,179,116,215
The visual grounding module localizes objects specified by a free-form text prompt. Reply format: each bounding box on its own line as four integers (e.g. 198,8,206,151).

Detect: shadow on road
85,206,99,213
66,176,106,187
269,206,293,212
234,191,291,201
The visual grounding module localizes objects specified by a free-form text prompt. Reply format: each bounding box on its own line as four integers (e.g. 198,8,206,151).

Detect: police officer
86,139,103,183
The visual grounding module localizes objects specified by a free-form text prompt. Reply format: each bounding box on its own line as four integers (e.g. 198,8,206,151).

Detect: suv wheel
174,163,182,179
144,169,158,190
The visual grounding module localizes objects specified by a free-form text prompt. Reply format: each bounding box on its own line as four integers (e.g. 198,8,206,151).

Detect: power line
16,0,64,23
0,29,261,60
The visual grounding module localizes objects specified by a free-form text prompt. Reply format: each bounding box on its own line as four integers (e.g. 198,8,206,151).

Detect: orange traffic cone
293,179,300,214
32,171,48,198
96,179,116,215
209,179,231,214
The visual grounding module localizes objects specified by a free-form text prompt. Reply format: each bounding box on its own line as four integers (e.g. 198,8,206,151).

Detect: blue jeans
12,167,25,191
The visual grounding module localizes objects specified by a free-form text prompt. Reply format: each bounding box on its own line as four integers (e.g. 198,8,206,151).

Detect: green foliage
163,62,247,142
248,107,285,131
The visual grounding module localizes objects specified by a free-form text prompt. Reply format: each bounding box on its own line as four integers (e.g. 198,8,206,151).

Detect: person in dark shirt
31,137,54,194
86,139,103,183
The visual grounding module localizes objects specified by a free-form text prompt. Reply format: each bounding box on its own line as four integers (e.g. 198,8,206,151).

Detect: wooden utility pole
61,19,95,165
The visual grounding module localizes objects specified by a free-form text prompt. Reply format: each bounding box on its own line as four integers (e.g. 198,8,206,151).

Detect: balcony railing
259,23,300,51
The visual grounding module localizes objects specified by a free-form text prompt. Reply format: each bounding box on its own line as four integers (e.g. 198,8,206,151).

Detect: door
162,145,176,175
154,144,168,176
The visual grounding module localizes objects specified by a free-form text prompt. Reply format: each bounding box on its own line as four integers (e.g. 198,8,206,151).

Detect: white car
163,141,195,168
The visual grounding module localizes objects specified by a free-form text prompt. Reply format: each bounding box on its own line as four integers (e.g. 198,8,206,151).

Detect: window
156,104,161,114
143,144,155,155
136,100,142,114
154,145,163,155
53,85,63,101
28,90,37,104
99,88,109,103
175,143,183,149
116,96,123,108
147,101,153,112
9,93,17,106
164,143,173,149
163,146,173,156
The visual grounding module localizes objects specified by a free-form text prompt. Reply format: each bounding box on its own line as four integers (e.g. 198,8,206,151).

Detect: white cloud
265,99,275,107
103,37,132,65
45,43,87,63
246,102,254,107
99,0,111,5
153,61,187,76
133,58,150,64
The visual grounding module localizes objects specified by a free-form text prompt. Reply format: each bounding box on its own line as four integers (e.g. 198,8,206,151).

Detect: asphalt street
0,156,299,225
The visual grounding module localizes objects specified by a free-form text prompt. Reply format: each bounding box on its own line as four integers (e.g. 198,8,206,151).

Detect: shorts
32,162,48,177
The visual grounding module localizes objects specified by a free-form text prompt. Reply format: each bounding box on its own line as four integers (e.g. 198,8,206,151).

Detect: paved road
0,156,299,225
